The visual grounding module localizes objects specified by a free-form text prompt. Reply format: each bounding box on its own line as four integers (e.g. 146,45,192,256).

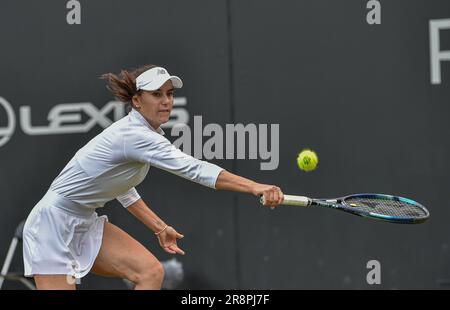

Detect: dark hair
100,64,158,110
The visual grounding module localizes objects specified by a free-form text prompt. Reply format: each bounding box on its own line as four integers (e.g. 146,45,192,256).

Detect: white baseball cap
135,67,183,91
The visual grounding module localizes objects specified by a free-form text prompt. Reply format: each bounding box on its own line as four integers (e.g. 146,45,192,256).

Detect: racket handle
260,195,311,207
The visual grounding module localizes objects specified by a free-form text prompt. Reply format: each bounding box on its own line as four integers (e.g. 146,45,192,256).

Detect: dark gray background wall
0,0,449,289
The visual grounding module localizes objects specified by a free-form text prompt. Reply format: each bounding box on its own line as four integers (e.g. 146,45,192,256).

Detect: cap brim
140,75,183,91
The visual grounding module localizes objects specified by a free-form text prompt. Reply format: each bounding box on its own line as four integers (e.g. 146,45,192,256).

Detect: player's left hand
157,226,185,255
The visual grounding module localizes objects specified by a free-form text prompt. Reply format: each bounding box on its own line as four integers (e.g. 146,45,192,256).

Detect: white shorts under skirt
23,189,108,279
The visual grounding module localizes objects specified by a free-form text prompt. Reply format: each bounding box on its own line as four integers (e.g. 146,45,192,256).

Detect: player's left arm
126,199,185,255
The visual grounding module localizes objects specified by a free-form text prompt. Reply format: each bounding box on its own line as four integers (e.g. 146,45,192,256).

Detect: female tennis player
22,64,284,290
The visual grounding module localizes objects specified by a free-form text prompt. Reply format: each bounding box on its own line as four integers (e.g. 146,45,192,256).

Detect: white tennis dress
23,108,223,279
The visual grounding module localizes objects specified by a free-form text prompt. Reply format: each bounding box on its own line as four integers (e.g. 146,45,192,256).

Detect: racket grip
260,195,311,207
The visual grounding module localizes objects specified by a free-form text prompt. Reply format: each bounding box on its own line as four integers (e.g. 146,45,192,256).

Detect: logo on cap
157,69,166,75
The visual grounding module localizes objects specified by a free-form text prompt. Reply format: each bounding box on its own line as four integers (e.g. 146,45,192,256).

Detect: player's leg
34,275,76,290
91,222,164,290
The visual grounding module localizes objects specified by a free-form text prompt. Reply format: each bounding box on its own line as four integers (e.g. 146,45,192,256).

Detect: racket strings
343,197,427,218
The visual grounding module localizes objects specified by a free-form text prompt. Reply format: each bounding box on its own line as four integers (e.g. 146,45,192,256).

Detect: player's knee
134,259,164,286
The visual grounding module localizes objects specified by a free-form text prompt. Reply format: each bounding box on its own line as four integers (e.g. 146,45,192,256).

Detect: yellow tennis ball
297,149,318,172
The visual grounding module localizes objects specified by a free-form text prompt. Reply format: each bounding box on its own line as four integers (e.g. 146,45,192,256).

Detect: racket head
326,193,430,224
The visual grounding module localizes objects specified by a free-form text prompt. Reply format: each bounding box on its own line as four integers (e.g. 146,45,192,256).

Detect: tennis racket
260,193,429,224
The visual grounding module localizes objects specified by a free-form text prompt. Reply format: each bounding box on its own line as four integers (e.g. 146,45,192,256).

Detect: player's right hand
252,183,284,209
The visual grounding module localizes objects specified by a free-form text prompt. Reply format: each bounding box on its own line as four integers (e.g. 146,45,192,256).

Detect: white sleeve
116,187,141,208
124,131,224,189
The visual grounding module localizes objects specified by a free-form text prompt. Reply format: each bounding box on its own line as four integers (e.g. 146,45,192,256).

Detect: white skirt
23,189,108,279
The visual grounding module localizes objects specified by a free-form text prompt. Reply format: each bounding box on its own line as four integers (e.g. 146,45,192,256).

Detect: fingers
270,189,277,210
160,229,185,255
273,189,280,205
164,243,185,255
163,246,177,254
263,186,284,209
170,244,185,255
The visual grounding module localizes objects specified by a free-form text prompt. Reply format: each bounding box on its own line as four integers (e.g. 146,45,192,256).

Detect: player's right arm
124,130,284,208
215,170,284,208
